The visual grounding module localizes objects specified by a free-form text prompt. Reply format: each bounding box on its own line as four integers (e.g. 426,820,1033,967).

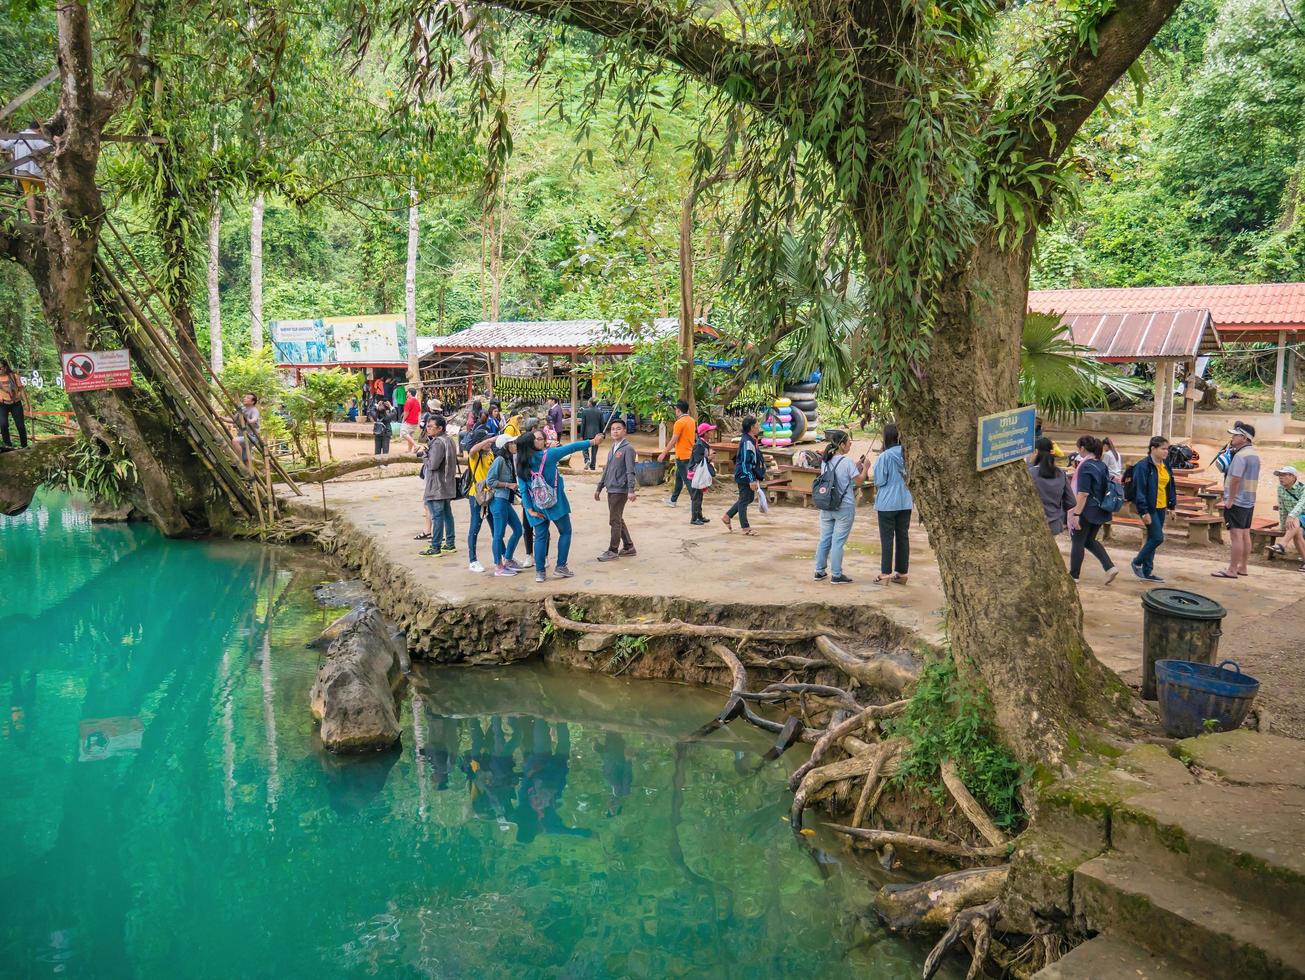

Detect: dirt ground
310,453,1305,739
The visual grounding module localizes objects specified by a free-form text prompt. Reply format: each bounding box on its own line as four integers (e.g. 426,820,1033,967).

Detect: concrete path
309,466,1305,736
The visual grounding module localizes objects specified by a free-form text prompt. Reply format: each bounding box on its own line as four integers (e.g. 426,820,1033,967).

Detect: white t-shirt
0,130,50,177
1103,449,1123,481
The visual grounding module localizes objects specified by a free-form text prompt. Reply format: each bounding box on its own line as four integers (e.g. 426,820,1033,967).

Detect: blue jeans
425,498,455,549
489,496,522,565
1133,509,1166,576
532,514,573,574
815,503,856,577
467,497,487,562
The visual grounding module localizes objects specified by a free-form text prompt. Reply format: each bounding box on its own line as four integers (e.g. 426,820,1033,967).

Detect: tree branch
1037,0,1182,158
474,0,805,111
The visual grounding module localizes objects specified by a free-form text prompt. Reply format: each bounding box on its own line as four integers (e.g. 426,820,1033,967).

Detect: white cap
494,434,514,449
1273,464,1299,477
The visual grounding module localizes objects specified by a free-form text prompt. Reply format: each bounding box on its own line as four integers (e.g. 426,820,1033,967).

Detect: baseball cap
1272,464,1299,477
1227,421,1256,440
494,434,514,449
696,422,717,436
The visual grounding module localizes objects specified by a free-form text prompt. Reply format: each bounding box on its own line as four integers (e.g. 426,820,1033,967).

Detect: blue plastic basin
1154,659,1259,738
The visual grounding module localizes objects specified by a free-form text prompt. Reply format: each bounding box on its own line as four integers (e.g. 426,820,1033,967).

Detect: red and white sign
61,349,132,392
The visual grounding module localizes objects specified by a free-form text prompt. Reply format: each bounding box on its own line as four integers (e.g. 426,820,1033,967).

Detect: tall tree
369,0,1180,763
250,190,264,348
406,180,419,383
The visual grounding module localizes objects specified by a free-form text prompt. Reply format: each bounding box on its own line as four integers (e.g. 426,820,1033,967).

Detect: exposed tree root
922,898,1002,980
813,634,918,692
826,825,1010,860
545,596,840,642
941,759,1009,847
851,739,900,828
788,701,908,790
791,740,904,830
874,866,1009,933
232,517,334,544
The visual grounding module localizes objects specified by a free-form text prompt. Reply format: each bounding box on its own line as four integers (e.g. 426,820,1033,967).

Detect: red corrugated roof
1058,309,1221,362
1029,283,1305,337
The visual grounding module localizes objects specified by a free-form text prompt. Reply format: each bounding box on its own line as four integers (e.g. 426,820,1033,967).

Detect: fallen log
940,758,1008,847
851,739,900,827
825,825,1010,860
545,596,840,642
293,452,421,484
873,866,1009,933
813,635,918,692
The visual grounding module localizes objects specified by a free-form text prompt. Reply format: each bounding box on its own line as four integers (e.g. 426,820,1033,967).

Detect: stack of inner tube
761,399,794,446
781,380,817,440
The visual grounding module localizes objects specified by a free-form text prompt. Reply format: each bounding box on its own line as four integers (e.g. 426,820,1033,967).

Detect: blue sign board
976,405,1036,471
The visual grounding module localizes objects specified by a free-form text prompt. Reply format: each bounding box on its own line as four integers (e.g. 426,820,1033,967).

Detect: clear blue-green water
0,492,940,979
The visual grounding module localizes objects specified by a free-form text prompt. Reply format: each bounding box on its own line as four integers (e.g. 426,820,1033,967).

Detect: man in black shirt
579,399,605,469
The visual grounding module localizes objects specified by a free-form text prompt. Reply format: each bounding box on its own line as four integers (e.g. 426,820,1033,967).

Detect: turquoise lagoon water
0,493,942,978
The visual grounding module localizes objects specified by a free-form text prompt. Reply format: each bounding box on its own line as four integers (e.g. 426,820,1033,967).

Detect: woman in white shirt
813,429,871,584
1102,437,1124,483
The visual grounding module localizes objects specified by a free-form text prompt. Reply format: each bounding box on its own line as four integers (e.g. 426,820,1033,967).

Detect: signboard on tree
976,405,1036,471
61,349,132,392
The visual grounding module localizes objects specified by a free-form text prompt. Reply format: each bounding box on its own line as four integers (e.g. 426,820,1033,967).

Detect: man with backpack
1129,435,1176,582
419,416,459,557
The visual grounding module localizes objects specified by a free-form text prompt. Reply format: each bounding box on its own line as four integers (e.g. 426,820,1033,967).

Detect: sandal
720,515,733,532
890,573,908,585
1211,570,1238,579
741,528,757,536
413,531,432,540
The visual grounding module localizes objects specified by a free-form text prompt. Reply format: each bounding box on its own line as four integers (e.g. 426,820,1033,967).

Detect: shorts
400,422,418,437
1224,505,1254,530
18,178,39,196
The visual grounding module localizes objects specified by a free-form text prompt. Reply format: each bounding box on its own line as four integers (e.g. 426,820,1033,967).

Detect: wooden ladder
92,218,302,526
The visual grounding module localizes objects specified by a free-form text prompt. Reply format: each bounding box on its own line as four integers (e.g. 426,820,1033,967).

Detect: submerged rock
312,578,372,609
309,603,407,752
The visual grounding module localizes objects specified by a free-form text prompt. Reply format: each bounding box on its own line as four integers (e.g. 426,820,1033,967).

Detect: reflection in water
0,493,943,979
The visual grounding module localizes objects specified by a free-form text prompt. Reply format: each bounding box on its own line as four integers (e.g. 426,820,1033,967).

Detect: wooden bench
1250,516,1287,559
1102,512,1225,546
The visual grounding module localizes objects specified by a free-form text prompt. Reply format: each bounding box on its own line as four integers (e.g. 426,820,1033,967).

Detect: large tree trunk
405,180,419,385
250,191,265,349
678,188,698,418
891,234,1138,766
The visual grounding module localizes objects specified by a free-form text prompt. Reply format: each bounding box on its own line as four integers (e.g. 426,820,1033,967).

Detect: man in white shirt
0,122,51,222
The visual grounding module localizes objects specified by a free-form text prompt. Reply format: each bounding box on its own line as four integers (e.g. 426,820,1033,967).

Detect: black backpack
812,460,847,511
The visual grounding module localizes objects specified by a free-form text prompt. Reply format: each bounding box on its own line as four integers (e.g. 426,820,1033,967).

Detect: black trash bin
1140,588,1227,700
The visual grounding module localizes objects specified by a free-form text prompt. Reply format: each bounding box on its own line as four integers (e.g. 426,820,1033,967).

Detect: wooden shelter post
1286,337,1298,412
1158,365,1169,435
1273,330,1287,417
1183,358,1197,440
569,361,579,442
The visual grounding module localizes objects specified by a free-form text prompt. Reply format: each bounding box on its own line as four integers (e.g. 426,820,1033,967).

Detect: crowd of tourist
374,383,1300,587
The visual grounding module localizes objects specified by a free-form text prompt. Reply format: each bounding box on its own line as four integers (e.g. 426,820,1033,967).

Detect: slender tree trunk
890,233,1139,765
208,189,223,374
406,180,419,386
250,191,264,349
678,188,698,418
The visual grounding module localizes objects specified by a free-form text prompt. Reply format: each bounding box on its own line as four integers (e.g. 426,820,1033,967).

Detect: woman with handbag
687,422,716,526
813,429,871,584
515,429,603,583
369,398,393,456
463,428,496,573
723,416,765,535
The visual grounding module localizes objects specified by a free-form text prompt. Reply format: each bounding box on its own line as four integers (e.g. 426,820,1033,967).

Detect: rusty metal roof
424,318,679,355
1029,283,1305,339
1052,309,1221,362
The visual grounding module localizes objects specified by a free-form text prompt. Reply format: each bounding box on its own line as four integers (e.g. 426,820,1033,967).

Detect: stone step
1074,855,1305,979
1038,733,1305,925
1034,933,1203,979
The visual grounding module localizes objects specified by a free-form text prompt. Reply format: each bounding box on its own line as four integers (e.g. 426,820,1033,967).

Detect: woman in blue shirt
723,416,765,535
485,436,524,576
1068,434,1118,584
872,423,914,583
515,429,602,582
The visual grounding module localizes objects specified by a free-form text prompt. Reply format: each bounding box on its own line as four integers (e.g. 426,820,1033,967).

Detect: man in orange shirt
659,400,695,507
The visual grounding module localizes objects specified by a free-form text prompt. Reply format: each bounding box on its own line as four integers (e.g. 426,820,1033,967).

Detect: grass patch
886,657,1030,830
